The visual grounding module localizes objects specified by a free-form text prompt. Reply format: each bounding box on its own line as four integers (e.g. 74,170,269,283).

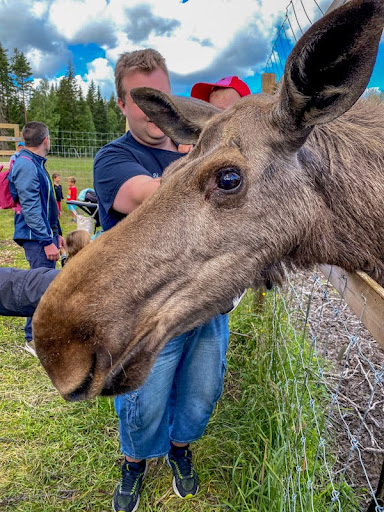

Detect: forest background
0,43,126,149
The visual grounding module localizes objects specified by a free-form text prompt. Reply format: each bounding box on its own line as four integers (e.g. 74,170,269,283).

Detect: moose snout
63,353,98,401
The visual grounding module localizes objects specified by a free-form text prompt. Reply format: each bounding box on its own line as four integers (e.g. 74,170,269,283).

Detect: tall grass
0,208,358,511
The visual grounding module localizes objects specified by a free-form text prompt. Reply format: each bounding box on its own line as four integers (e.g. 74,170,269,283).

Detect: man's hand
178,144,193,153
44,243,60,262
58,235,66,251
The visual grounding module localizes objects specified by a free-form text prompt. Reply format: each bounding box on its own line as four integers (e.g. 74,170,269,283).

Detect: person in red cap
177,76,251,153
191,75,251,110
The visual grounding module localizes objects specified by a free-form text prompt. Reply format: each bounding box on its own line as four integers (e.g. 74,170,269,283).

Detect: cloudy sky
1,0,383,99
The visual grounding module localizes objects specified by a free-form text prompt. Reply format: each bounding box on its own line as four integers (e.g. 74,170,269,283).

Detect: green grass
45,157,94,192
0,206,359,511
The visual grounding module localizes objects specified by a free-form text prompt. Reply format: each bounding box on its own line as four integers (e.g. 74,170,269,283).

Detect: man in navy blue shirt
93,49,229,512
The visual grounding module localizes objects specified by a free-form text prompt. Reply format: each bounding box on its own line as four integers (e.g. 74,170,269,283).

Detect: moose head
33,0,384,401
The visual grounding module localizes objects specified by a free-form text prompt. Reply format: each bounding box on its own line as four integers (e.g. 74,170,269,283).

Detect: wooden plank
319,265,384,350
0,150,14,156
325,0,349,14
261,73,277,94
0,136,22,142
0,123,19,130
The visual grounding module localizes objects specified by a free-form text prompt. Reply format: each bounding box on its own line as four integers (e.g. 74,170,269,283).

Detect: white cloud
1,0,382,98
31,0,49,18
84,58,115,96
48,0,109,41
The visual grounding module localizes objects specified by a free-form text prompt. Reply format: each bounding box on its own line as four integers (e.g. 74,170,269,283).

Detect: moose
33,0,384,401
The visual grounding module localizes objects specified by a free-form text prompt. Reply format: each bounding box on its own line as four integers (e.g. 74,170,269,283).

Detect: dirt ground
287,269,384,510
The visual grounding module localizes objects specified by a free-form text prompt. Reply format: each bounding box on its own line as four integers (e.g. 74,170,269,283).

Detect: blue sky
0,0,383,99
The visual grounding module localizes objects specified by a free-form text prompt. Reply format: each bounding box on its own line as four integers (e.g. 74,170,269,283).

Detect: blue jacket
8,149,61,246
0,267,59,316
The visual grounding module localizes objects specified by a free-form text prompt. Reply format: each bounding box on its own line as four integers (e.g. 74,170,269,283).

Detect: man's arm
113,175,161,214
0,267,59,316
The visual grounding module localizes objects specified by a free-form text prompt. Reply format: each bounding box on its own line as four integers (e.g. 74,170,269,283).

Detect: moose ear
276,0,384,131
130,87,221,144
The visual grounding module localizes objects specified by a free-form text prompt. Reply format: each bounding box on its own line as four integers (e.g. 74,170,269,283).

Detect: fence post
261,73,277,94
325,0,350,14
0,123,21,169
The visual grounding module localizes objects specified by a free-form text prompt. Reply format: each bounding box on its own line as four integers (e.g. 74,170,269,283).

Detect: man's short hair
115,48,169,101
22,122,49,147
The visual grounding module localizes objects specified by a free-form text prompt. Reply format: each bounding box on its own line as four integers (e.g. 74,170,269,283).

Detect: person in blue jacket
8,121,64,356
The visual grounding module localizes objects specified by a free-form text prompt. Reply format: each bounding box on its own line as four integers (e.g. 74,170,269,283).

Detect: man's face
208,87,242,110
118,68,171,147
43,135,50,156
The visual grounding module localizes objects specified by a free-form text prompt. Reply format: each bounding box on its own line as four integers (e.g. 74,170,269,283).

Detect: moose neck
291,99,384,283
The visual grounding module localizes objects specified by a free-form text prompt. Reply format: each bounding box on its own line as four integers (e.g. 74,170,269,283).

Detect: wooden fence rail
260,0,384,353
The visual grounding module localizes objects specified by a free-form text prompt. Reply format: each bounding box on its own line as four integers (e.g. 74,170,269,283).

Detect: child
66,176,78,222
52,173,64,216
61,229,91,267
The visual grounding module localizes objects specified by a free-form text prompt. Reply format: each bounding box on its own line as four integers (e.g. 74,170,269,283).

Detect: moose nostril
64,353,97,402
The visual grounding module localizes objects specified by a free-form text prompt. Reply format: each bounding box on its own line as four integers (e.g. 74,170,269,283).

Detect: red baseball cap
191,76,251,102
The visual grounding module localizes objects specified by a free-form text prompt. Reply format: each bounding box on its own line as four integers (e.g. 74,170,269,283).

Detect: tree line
0,43,126,151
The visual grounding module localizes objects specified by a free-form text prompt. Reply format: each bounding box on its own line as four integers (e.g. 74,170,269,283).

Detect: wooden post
319,265,384,351
0,123,21,169
261,73,277,94
325,0,349,14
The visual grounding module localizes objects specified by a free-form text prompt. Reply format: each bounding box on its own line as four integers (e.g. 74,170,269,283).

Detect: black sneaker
113,460,147,512
166,446,199,499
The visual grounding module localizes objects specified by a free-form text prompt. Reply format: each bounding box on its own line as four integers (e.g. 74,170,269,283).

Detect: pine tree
56,63,79,146
107,93,125,134
92,86,108,134
0,43,14,122
76,89,96,134
86,80,97,117
11,48,33,124
27,79,60,135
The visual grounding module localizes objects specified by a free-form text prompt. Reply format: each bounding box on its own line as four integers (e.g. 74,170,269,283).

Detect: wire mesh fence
265,0,330,81
260,268,384,511
47,131,123,193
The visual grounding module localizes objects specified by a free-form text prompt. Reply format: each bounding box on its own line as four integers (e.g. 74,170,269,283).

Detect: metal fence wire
265,0,330,81
266,269,384,511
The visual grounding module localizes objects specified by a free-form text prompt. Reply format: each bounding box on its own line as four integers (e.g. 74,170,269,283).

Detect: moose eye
216,168,242,191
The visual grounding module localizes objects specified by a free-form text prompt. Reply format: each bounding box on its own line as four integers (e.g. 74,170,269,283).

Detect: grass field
0,201,358,511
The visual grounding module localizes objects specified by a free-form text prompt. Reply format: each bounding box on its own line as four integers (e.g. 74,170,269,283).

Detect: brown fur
33,0,384,400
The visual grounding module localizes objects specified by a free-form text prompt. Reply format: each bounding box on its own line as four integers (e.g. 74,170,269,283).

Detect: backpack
0,166,19,210
84,189,98,203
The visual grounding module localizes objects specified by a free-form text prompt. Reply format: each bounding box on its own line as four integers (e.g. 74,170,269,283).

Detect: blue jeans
114,314,229,460
23,238,57,341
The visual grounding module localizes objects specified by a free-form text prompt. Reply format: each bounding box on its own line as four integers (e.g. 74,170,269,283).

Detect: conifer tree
56,63,79,146
0,43,14,122
92,86,108,134
27,79,60,136
86,80,97,116
107,93,125,133
11,48,33,124
76,89,96,135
